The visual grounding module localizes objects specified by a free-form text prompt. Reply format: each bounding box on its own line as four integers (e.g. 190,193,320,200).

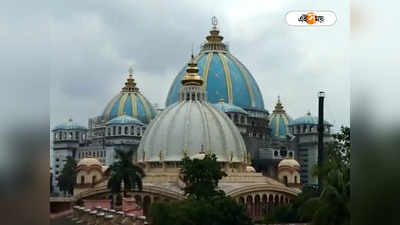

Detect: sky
50,0,350,131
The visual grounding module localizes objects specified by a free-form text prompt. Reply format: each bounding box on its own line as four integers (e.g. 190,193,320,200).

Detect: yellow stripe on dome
282,114,289,126
218,53,233,104
137,94,151,122
202,53,213,89
229,55,255,107
275,114,280,137
117,93,129,116
104,94,121,118
131,94,138,118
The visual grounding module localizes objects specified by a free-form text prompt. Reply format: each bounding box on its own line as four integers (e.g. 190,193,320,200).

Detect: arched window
274,151,278,157
80,176,85,184
131,126,134,135
283,176,288,185
234,114,238,123
118,126,121,135
294,176,298,183
289,152,293,158
92,176,97,184
113,126,116,135
124,127,128,135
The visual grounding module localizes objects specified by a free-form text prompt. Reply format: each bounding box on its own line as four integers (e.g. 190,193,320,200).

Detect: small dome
289,112,332,126
246,166,256,173
106,115,144,126
77,157,102,167
268,97,292,137
102,68,156,124
278,158,300,168
190,152,206,160
213,98,248,114
53,119,87,131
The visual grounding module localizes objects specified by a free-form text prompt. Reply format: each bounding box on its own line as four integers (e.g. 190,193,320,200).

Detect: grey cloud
49,0,349,130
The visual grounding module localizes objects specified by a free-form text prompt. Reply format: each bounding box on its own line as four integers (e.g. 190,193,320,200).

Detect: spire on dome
181,54,203,86
122,67,139,92
201,16,228,52
273,96,285,113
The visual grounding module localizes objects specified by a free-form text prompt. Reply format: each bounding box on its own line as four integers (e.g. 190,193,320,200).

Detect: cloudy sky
50,0,349,130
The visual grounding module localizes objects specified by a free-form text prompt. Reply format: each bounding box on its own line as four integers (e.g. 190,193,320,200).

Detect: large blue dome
102,69,156,124
165,25,265,112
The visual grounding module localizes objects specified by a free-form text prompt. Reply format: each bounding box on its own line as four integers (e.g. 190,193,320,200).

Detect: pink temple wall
122,198,143,216
83,199,112,210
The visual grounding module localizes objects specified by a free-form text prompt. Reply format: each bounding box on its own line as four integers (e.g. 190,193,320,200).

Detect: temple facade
51,17,334,219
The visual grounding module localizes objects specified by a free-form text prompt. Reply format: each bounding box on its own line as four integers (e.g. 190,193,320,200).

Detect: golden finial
273,95,285,113
201,16,227,51
211,16,218,29
181,55,203,86
122,67,139,92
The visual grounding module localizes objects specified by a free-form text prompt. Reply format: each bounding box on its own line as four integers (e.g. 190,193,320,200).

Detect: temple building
73,56,302,220
51,17,334,218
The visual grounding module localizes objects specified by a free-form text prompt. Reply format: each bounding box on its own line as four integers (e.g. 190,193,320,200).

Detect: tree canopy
180,153,227,200
57,156,77,195
151,153,253,225
265,126,351,225
106,149,145,197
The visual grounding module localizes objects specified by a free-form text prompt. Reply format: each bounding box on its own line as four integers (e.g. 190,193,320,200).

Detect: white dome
137,101,247,163
77,157,102,167
246,166,256,173
278,158,300,168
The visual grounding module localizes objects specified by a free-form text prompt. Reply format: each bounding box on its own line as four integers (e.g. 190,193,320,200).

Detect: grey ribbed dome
137,101,247,163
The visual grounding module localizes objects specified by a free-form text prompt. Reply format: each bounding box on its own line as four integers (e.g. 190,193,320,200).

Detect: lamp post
317,91,325,186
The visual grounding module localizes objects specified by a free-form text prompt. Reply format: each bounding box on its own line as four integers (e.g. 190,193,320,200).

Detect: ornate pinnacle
273,96,285,113
201,16,227,52
181,55,203,86
211,16,218,29
122,67,139,92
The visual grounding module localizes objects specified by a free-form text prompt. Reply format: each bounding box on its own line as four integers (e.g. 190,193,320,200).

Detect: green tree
151,153,253,225
265,126,351,225
180,153,227,200
106,149,145,197
57,156,77,195
300,126,351,225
